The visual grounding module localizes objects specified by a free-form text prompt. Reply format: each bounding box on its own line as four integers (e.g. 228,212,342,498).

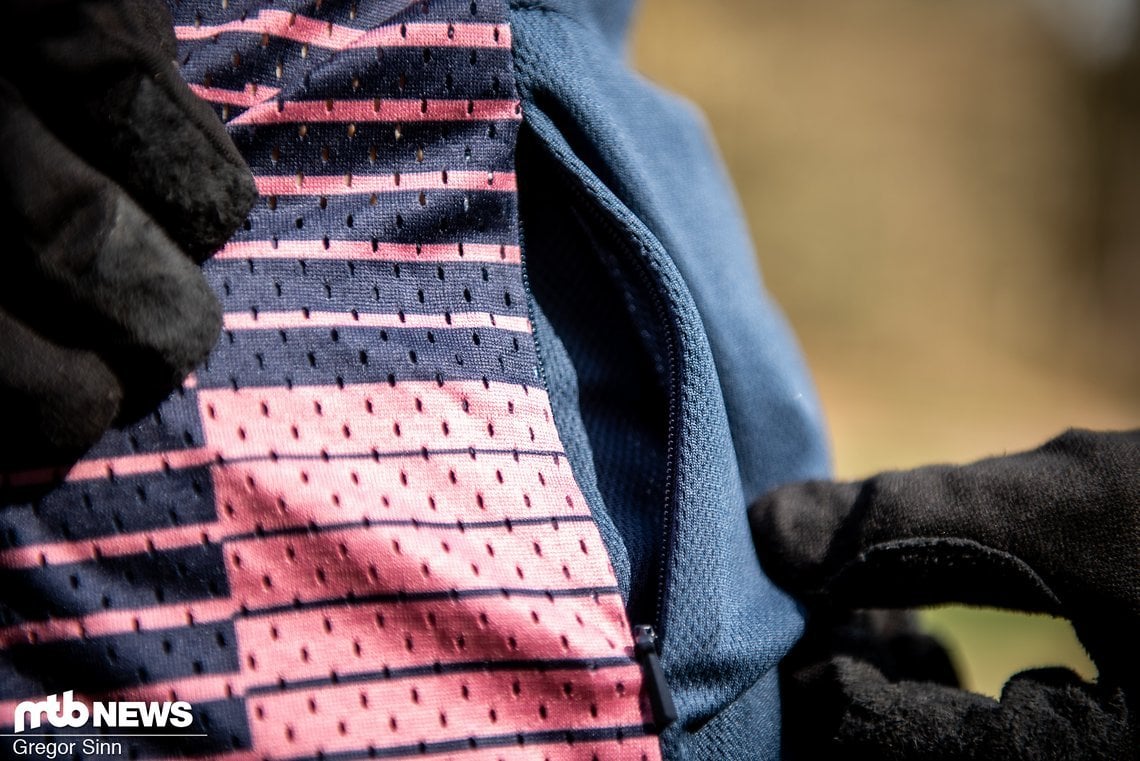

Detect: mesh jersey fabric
504,2,831,757
0,1,661,759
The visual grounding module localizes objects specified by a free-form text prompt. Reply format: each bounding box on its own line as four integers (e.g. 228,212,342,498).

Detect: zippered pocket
516,124,684,732
514,102,807,755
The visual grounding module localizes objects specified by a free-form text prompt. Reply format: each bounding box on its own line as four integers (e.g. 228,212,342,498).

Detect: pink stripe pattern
228,98,522,126
188,83,281,107
0,3,660,759
175,11,511,50
216,240,522,264
254,170,516,195
222,310,531,332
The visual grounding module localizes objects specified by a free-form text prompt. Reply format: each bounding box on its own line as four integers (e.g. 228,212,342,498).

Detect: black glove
0,0,256,471
750,428,1140,760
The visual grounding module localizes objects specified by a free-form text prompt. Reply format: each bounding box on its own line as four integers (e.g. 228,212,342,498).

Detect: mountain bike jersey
1,1,835,758
0,1,662,758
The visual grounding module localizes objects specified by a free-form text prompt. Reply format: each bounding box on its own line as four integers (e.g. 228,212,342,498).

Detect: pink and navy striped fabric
0,1,660,757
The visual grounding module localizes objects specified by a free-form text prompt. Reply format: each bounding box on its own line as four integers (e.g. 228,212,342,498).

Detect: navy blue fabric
183,45,514,100
231,192,518,246
510,1,832,757
0,544,229,624
83,386,207,458
205,259,526,317
0,466,217,547
197,325,537,389
228,122,520,174
0,622,239,695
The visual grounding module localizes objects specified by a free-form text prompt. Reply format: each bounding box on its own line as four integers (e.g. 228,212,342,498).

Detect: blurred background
631,0,1140,697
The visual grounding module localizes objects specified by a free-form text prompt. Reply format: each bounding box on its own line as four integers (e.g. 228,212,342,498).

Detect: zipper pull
633,624,677,731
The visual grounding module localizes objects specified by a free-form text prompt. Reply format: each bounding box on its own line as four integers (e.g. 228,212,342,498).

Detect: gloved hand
0,0,256,471
750,428,1140,760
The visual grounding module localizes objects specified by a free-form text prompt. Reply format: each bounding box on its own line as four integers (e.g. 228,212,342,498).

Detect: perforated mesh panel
0,1,659,758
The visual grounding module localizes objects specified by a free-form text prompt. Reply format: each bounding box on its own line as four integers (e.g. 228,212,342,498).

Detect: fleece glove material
0,0,256,471
750,428,1140,760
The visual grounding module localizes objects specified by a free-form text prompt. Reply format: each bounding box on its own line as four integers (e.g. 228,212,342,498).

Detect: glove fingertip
750,479,862,596
123,74,258,262
94,197,223,418
0,333,122,472
43,353,123,451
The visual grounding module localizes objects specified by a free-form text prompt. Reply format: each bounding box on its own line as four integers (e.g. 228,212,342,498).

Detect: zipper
548,158,684,731
633,624,677,731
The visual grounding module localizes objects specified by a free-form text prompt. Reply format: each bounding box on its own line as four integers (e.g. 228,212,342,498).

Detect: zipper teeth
552,162,684,637
650,277,681,636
